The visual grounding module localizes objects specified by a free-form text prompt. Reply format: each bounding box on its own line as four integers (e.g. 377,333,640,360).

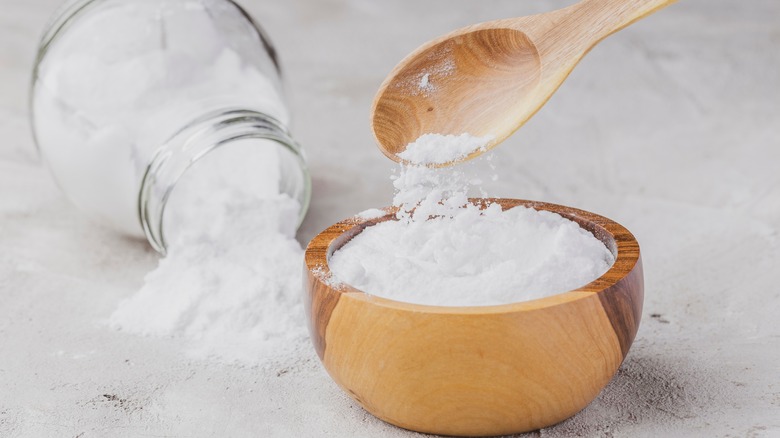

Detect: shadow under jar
304,199,643,436
31,0,310,253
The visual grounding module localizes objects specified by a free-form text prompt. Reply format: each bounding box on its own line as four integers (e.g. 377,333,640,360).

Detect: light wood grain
304,199,643,436
371,0,677,165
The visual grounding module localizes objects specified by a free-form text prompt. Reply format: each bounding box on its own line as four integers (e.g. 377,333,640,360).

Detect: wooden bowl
304,199,642,436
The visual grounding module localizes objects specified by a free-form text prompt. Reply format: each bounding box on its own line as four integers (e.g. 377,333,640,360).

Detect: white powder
419,73,430,90
355,208,387,220
34,1,308,365
329,134,615,307
33,0,289,236
109,138,307,365
394,45,455,96
397,133,494,165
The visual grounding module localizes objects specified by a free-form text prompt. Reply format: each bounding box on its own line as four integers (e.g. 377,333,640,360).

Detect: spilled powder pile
109,139,307,365
329,133,615,307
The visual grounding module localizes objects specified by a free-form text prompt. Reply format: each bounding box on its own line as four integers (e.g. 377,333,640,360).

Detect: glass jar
30,0,311,253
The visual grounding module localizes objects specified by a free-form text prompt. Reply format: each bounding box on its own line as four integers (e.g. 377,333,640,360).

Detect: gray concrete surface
1,0,779,436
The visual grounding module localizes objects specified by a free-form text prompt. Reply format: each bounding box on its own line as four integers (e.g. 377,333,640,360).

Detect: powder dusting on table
329,133,615,307
395,44,455,96
419,73,431,90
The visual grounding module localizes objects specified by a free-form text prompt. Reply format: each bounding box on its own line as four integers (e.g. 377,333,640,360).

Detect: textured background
1,0,779,436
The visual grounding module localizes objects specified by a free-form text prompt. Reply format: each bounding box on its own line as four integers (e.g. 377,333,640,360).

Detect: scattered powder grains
329,133,615,307
395,46,455,96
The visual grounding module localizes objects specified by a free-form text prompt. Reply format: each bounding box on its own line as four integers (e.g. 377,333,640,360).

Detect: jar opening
140,110,311,254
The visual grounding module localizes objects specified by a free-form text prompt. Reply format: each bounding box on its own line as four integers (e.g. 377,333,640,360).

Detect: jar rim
139,108,311,254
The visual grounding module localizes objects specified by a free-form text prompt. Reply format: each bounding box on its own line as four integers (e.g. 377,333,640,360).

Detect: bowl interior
311,198,636,313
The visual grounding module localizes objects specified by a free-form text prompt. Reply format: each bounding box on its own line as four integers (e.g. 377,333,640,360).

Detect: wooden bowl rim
305,198,640,315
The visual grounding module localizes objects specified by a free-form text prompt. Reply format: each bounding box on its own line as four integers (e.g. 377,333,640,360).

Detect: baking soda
33,0,288,235
329,134,615,307
355,208,387,220
397,133,493,165
109,139,306,365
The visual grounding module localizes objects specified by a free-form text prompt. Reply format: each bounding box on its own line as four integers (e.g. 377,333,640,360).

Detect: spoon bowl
371,0,677,165
372,28,541,161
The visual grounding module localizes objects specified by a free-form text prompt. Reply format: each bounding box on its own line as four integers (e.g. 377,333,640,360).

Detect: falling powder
395,46,455,96
329,133,615,307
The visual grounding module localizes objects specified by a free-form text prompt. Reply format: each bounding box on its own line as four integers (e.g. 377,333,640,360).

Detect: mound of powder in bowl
328,204,615,307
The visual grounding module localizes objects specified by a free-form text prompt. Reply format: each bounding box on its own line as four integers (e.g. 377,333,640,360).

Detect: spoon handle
574,0,678,43
521,0,676,74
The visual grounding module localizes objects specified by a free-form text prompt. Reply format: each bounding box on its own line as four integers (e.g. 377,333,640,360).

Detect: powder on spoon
328,133,615,307
397,133,494,165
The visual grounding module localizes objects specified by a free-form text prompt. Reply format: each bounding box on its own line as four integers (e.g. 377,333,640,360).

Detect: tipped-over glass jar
31,0,311,253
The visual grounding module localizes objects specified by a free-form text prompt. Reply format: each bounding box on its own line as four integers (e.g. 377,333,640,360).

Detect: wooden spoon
371,0,676,165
